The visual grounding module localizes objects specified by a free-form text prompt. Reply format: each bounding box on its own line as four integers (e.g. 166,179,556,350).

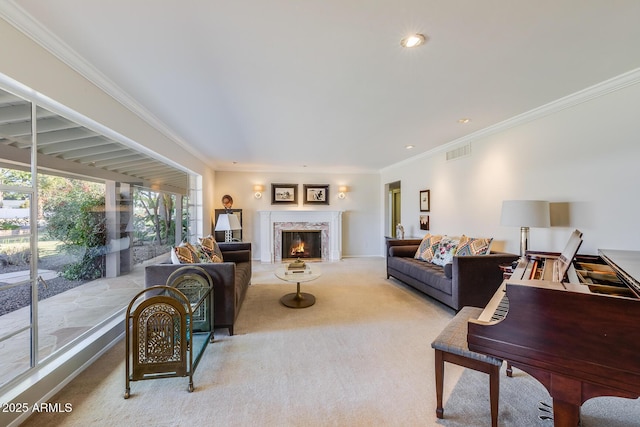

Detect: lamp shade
500,200,550,228
214,213,242,231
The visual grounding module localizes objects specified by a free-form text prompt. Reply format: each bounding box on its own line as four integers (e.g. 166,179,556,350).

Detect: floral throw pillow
431,236,460,266
414,234,443,262
195,243,222,263
456,235,493,256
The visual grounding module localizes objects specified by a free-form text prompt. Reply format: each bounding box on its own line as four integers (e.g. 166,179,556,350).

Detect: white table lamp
215,213,242,242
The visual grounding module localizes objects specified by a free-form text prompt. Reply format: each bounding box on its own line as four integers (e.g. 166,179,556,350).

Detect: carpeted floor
20,258,640,426
445,367,640,427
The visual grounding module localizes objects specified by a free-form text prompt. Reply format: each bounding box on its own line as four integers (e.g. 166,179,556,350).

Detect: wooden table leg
552,399,581,427
434,349,444,419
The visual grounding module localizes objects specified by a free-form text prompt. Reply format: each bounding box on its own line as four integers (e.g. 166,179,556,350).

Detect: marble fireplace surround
259,210,343,263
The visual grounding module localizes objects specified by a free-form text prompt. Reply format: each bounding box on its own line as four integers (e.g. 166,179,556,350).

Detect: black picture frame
420,189,430,212
420,215,430,231
303,184,330,205
271,183,298,204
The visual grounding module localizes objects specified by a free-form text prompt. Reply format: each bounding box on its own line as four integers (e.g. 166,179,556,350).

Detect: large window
0,82,197,389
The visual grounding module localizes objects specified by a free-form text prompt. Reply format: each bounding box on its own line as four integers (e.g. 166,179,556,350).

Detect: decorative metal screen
125,267,213,398
167,267,213,333
138,303,183,364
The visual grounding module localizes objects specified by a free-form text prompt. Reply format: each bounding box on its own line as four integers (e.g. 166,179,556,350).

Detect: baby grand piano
468,231,640,427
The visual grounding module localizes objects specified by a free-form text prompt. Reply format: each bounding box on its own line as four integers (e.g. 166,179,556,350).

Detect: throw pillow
414,234,431,259
414,234,443,262
184,241,199,257
456,235,493,256
170,247,181,264
174,245,197,264
199,235,224,262
193,243,221,263
188,241,213,263
431,236,460,266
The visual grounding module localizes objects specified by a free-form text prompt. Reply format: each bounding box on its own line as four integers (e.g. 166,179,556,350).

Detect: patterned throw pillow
414,234,443,262
208,252,223,263
195,244,221,263
199,235,224,263
414,234,430,259
174,245,197,264
456,235,493,256
431,236,461,266
183,242,199,257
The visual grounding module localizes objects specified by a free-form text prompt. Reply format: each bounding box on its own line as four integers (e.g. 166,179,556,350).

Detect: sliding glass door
0,81,197,389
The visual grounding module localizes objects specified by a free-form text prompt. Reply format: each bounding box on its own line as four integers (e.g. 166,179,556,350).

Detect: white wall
213,171,381,258
381,76,640,256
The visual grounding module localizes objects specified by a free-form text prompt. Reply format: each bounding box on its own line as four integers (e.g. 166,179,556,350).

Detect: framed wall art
420,215,430,231
420,189,430,212
271,183,298,204
303,184,329,205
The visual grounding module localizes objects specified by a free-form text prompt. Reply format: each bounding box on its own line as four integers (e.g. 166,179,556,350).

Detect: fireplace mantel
259,210,343,263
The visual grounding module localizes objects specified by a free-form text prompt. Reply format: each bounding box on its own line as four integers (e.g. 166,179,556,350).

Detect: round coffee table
274,265,321,308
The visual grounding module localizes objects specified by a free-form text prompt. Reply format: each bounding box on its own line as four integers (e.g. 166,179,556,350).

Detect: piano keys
468,246,640,427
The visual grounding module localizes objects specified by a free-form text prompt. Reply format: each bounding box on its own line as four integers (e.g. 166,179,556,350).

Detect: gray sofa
386,239,518,311
145,242,251,335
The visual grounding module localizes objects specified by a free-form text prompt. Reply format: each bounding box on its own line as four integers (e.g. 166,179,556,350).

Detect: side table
274,265,321,308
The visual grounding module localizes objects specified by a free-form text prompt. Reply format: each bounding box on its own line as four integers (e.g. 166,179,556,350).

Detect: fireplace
259,210,343,263
282,230,322,260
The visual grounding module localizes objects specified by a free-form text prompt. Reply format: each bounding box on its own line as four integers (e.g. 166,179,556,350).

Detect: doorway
386,181,401,238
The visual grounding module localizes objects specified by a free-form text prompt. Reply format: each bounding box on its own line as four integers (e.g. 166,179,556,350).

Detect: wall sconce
338,186,349,199
253,184,265,199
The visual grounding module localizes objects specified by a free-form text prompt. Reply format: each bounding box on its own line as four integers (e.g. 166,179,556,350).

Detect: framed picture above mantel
271,183,298,204
420,189,430,212
303,184,329,205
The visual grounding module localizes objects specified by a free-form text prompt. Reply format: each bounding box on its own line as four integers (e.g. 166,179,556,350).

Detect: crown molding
382,67,640,173
0,2,204,163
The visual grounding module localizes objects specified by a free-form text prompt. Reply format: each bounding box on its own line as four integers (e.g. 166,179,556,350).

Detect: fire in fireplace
282,230,322,260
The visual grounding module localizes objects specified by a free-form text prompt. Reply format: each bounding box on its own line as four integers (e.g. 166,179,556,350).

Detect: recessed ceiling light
458,118,471,124
405,145,415,150
401,33,426,48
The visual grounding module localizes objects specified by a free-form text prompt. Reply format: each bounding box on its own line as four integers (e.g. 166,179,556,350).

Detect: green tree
135,189,175,245
44,179,106,280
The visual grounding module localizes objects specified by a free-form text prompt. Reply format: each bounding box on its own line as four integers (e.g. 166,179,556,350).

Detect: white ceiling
4,1,640,174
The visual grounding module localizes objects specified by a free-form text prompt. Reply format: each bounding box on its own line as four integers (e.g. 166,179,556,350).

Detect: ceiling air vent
446,143,471,161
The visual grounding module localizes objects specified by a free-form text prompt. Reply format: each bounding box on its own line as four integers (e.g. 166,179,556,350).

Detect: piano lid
599,249,640,296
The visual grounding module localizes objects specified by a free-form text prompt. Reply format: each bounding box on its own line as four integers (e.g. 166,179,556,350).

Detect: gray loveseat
386,239,518,311
145,242,251,335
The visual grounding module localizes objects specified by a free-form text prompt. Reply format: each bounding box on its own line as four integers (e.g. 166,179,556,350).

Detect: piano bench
431,306,503,427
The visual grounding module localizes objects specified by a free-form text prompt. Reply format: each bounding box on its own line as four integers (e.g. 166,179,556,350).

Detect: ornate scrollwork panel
137,303,183,364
